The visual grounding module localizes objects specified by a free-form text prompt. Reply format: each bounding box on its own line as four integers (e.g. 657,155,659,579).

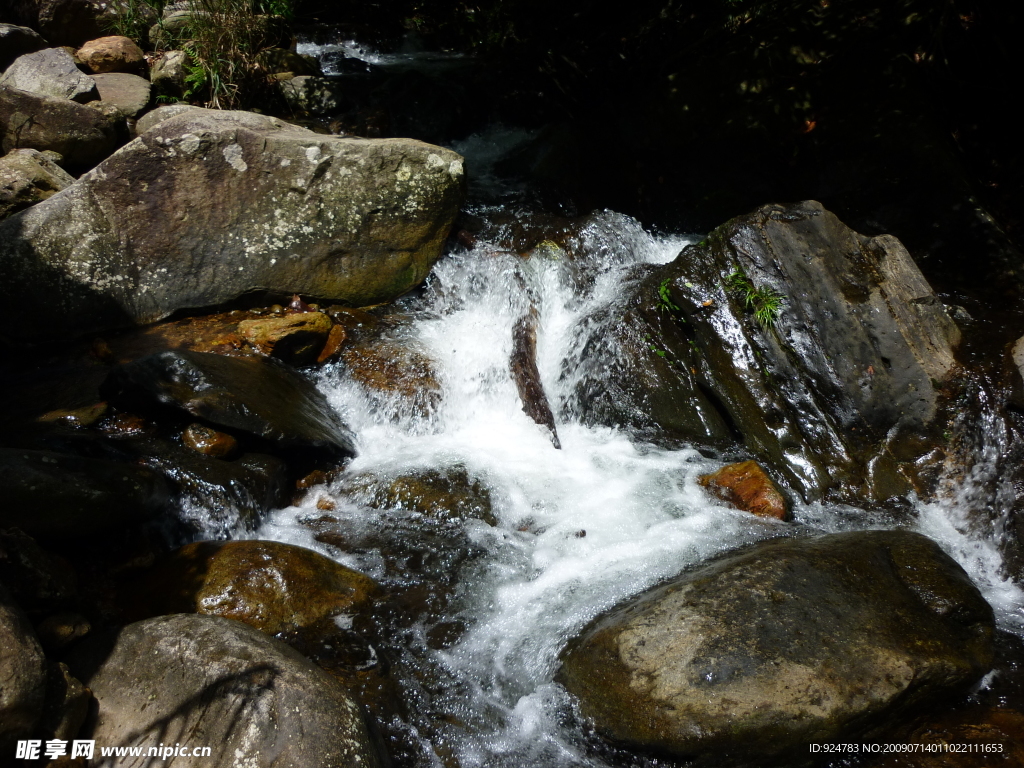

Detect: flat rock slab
0,47,97,102
558,530,994,764
68,614,382,768
0,106,464,343
91,72,150,117
102,350,358,460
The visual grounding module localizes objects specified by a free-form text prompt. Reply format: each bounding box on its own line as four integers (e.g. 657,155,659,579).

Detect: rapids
240,207,1024,766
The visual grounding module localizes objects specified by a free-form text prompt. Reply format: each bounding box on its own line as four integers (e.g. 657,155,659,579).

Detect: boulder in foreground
0,107,464,344
558,530,994,764
69,614,382,768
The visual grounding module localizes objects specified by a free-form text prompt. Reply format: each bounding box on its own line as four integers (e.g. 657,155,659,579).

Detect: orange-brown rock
699,460,789,520
238,310,334,365
76,36,144,74
342,341,442,417
134,539,379,635
36,402,108,427
181,423,238,459
317,323,347,363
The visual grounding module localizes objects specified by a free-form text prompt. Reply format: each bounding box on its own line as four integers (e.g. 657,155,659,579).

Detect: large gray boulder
0,86,126,170
0,584,48,752
68,614,383,768
558,530,994,765
0,24,47,71
589,201,961,502
0,107,465,344
0,47,98,102
0,147,75,219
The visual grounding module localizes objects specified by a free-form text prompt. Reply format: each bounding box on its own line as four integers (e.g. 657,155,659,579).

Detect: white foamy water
253,210,1024,766
296,37,465,76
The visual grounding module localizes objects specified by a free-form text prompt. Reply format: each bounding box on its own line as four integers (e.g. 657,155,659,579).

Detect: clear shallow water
248,210,1024,766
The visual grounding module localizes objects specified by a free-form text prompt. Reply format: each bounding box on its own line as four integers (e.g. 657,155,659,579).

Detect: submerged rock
68,614,383,768
0,106,464,343
102,350,357,460
612,201,961,502
338,465,497,526
558,530,994,764
133,539,379,635
699,460,789,520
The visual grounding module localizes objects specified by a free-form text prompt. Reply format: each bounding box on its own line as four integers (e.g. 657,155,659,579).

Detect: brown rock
238,310,334,365
135,539,380,635
317,323,347,363
36,402,108,427
181,423,239,459
342,341,442,418
699,459,789,520
76,35,144,74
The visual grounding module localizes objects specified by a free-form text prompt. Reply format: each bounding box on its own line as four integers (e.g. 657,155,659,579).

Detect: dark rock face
0,446,172,539
0,584,48,752
0,86,126,171
0,24,47,71
68,614,383,768
103,350,358,460
604,201,960,502
558,530,995,764
0,107,464,343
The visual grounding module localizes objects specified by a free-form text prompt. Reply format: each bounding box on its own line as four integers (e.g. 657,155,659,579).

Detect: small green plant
657,277,681,312
725,268,785,327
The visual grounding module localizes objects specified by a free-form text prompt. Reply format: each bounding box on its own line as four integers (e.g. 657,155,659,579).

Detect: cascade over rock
0,107,465,344
601,201,961,501
558,530,995,764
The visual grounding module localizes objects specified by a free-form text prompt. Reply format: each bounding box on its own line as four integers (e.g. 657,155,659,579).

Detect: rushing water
236,205,1024,766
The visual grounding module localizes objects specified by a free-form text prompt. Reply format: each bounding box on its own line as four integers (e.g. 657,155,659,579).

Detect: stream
233,202,1024,765
171,33,1024,768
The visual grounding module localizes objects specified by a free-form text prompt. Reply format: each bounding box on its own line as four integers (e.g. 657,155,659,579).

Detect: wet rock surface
0,446,172,539
616,201,961,502
68,613,383,768
558,530,995,764
102,350,357,461
133,539,379,635
0,106,464,342
699,460,789,520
